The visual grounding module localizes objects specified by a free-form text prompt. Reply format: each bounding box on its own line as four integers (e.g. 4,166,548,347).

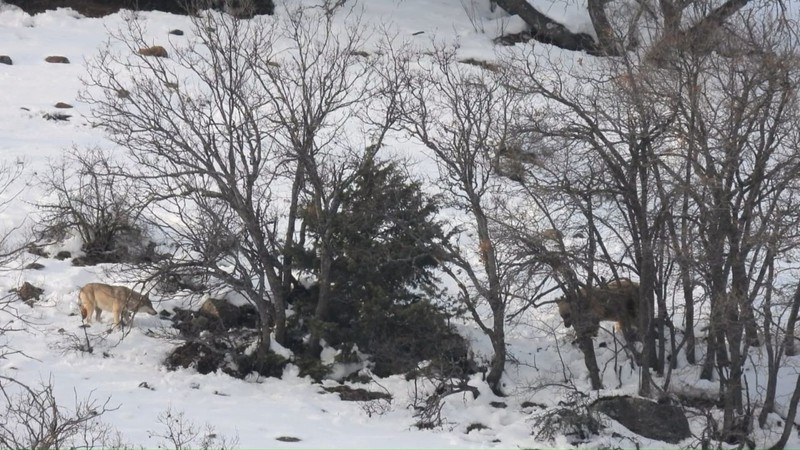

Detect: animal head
128,293,157,315
556,297,572,328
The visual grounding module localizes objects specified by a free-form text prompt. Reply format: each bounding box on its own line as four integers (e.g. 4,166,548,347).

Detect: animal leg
95,307,102,322
112,304,121,328
80,304,91,324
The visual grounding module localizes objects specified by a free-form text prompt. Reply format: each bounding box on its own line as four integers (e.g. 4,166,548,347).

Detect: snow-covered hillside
1,1,800,448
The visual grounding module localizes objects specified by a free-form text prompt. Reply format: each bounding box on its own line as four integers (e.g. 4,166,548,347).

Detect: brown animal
556,278,640,341
138,45,168,58
79,283,157,328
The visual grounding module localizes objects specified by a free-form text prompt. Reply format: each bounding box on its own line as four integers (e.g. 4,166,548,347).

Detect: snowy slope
1,1,800,448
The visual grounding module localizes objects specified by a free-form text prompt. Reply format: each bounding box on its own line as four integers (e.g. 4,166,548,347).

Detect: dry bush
37,146,151,265
0,376,121,449
149,406,239,450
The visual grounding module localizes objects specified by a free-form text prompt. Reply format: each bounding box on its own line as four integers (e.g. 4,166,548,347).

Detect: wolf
556,278,640,342
79,283,157,328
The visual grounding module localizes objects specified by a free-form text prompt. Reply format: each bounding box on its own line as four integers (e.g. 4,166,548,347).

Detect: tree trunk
682,263,696,364
656,285,667,376
256,300,273,359
493,0,600,53
486,325,506,396
577,334,603,390
267,270,286,345
474,208,507,396
784,281,800,356
309,241,333,357
769,372,800,450
759,282,778,428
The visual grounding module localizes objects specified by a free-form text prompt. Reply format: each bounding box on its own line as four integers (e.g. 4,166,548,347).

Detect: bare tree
655,6,800,442
81,3,398,359
504,42,677,396
82,9,287,357
399,45,522,396
253,5,403,357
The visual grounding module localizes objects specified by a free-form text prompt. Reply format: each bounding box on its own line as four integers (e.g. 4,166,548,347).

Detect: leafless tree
254,5,403,357
81,3,399,359
503,42,676,395
656,6,800,441
399,45,525,396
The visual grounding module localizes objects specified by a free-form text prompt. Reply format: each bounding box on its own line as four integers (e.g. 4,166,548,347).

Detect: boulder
590,396,691,444
169,29,184,36
45,56,70,64
54,102,73,108
0,56,12,65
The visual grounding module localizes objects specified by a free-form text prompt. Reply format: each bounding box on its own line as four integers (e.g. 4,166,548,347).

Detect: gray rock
45,55,70,64
590,396,690,444
0,55,12,65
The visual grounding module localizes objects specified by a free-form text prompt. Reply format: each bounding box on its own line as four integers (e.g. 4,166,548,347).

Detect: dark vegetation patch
42,112,71,121
322,385,392,402
5,0,275,17
466,423,489,433
164,299,287,379
4,0,274,18
287,160,474,380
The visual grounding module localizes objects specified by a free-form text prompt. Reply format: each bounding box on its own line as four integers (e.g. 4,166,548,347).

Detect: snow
1,0,799,448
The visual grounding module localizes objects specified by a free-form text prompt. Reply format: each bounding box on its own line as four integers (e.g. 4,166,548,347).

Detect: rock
199,297,242,329
169,29,184,36
13,282,44,303
54,250,71,260
275,436,301,442
590,396,691,444
54,102,72,108
138,45,168,58
45,56,70,64
25,262,45,270
0,55,12,65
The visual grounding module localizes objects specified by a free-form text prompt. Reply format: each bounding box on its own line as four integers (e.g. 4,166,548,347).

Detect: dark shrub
293,159,471,377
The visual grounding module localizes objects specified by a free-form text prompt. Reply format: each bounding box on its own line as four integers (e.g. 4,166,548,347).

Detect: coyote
556,278,640,341
79,283,157,328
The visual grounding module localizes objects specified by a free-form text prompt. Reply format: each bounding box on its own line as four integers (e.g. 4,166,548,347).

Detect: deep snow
1,0,800,448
